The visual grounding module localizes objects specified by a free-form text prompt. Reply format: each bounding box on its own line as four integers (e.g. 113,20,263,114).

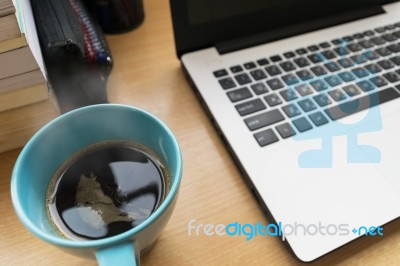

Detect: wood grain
0,99,58,153
1,0,399,265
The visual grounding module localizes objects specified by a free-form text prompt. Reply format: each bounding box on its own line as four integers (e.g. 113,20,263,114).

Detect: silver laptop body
171,1,400,261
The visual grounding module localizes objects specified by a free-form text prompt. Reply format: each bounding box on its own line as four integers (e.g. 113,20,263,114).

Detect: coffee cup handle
96,242,139,265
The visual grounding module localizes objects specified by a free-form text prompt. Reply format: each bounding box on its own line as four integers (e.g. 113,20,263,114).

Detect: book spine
0,99,58,153
0,83,48,112
13,0,46,76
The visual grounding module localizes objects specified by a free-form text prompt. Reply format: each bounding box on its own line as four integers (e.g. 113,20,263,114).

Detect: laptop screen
187,0,286,26
170,0,392,57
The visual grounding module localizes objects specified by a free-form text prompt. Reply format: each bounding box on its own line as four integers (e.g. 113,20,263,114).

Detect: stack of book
0,0,58,153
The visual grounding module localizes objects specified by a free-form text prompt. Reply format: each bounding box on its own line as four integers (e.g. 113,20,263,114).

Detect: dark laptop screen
187,0,286,25
170,0,392,57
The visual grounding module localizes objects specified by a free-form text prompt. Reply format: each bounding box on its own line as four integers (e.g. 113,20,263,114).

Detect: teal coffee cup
11,104,182,265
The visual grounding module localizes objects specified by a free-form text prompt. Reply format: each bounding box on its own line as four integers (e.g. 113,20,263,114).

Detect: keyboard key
251,83,269,95
365,50,380,60
386,43,400,53
359,39,375,49
254,129,279,147
383,72,400,83
244,62,257,69
324,62,341,72
338,71,356,82
264,93,283,107
357,80,375,92
325,87,400,120
364,30,375,36
389,55,400,66
292,117,313,132
321,50,337,59
313,93,332,107
257,58,269,66
213,69,228,78
295,84,314,96
265,65,282,76
230,65,243,73
328,88,347,102
381,33,397,42
245,109,285,131
280,89,298,101
332,39,344,45
308,53,324,63
334,46,349,56
365,63,382,74
378,59,395,70
325,75,343,87
296,48,307,55
343,84,361,97
280,61,297,72
234,73,252,85
310,79,329,91
385,24,396,31
250,69,267,80
236,99,266,116
375,27,385,33
370,76,388,88
348,43,363,52
394,30,400,38
227,87,252,102
319,42,331,48
352,67,369,78
309,112,329,126
310,65,327,76
308,45,319,52
375,47,392,57
282,74,300,85
283,51,296,58
218,77,236,89
343,36,354,42
353,33,364,39
282,104,301,118
293,57,310,68
298,98,317,112
370,36,386,45
296,69,313,81
351,53,368,64
270,55,282,62
266,78,284,90
337,58,354,68
276,123,296,138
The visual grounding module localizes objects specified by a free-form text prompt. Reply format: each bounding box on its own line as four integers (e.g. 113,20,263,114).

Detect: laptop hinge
216,5,385,55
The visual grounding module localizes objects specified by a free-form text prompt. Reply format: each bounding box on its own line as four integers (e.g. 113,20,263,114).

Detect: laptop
170,0,400,262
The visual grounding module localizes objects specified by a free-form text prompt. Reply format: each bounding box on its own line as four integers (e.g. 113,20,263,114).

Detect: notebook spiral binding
31,0,113,113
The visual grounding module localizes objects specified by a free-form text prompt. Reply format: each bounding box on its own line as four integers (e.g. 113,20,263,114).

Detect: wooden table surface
1,0,400,265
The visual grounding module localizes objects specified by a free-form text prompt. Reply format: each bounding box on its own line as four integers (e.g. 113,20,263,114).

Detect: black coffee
46,141,169,240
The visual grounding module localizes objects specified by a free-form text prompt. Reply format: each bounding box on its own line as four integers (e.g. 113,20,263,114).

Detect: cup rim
11,104,182,249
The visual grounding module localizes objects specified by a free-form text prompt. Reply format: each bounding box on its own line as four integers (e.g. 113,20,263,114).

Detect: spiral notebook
31,0,113,113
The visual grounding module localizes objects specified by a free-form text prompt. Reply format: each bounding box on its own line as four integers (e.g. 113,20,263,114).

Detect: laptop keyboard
213,22,400,147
